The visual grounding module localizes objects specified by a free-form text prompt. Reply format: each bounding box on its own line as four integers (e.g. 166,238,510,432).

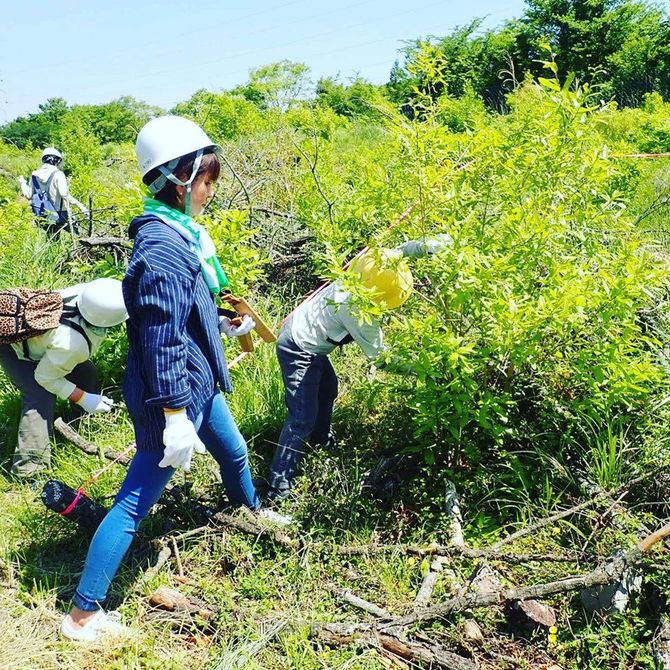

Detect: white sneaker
60,609,128,642
258,507,294,527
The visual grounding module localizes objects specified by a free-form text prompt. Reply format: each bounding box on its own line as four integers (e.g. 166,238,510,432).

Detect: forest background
3,1,670,668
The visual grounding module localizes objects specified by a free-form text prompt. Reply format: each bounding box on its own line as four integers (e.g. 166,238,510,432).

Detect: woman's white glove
76,392,115,414
219,314,256,338
160,411,206,471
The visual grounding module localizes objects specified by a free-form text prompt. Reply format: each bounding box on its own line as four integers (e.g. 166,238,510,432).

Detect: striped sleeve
136,268,193,409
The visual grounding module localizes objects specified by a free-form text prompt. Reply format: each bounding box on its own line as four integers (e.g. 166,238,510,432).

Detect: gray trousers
0,345,99,477
269,327,338,492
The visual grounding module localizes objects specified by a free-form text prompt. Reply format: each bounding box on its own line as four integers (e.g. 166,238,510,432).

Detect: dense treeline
4,0,670,150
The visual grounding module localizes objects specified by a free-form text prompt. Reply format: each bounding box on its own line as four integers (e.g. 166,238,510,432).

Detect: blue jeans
269,328,338,492
72,392,259,612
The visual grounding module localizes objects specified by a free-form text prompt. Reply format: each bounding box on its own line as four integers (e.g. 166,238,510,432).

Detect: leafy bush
319,76,668,481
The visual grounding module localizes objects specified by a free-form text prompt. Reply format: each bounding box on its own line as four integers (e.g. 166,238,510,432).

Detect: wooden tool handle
638,522,670,553
221,294,277,343
237,333,255,352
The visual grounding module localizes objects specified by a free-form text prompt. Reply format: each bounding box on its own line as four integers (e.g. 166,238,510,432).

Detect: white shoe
258,507,294,527
60,609,128,642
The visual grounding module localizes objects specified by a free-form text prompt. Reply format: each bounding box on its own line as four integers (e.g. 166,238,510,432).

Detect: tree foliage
1,96,161,149
389,0,670,111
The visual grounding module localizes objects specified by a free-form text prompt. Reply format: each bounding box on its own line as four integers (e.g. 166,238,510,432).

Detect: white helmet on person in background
41,147,63,164
77,278,128,328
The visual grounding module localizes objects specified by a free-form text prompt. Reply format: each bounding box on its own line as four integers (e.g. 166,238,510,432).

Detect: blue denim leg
197,393,260,510
311,356,338,445
72,450,175,611
270,332,329,491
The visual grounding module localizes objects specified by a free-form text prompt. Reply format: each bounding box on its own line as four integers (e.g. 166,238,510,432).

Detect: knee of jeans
287,415,317,438
113,496,153,529
227,439,249,464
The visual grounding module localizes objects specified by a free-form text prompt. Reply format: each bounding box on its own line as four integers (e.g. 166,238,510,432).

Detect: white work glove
76,392,115,414
424,233,454,254
18,176,27,186
395,233,454,258
160,411,206,471
219,314,255,338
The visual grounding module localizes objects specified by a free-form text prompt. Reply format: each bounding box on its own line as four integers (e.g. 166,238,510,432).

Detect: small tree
234,60,312,111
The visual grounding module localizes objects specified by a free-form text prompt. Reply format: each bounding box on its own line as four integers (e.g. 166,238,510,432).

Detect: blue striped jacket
122,214,232,452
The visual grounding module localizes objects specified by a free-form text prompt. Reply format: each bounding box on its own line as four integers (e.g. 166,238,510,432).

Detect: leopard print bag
0,289,64,345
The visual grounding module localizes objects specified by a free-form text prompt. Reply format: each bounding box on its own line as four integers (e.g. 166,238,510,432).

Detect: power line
25,0,448,102
11,0,311,76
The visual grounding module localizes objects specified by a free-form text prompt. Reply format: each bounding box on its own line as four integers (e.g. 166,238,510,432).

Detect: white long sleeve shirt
289,282,384,360
19,164,87,219
10,285,106,399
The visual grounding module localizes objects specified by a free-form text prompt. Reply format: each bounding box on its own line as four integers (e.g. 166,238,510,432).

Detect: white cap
41,147,63,161
135,116,217,179
77,278,128,328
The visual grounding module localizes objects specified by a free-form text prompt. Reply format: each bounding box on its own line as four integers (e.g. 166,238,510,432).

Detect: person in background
18,147,89,233
0,278,127,479
260,235,452,502
62,116,284,643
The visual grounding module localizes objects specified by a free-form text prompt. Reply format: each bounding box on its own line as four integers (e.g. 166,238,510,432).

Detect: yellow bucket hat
349,249,414,310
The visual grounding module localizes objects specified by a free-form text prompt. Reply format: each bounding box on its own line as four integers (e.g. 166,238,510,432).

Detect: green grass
3,110,670,668
1,337,668,669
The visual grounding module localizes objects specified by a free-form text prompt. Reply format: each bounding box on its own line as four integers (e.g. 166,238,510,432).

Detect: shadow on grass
0,474,230,613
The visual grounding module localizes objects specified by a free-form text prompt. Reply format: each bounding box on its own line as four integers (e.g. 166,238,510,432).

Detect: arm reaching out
394,233,453,258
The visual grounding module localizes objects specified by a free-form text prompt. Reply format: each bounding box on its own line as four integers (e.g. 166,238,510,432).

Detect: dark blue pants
269,328,338,492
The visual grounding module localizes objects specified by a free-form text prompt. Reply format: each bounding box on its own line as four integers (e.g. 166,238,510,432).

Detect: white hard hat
41,147,62,161
77,278,128,328
135,115,217,178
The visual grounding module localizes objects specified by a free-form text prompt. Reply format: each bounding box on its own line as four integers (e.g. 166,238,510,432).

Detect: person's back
18,147,88,232
11,284,107,397
0,278,126,478
289,282,384,360
29,163,68,222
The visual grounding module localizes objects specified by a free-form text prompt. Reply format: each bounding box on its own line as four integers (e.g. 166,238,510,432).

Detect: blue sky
0,0,527,122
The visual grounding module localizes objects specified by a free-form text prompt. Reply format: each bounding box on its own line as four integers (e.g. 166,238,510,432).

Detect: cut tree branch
381,523,670,630
335,543,586,564
315,623,476,670
54,418,133,465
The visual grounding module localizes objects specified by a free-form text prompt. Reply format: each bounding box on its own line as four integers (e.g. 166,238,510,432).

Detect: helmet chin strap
149,149,204,216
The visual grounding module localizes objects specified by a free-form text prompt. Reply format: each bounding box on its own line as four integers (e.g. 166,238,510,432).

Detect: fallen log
148,585,216,620
54,418,133,465
415,557,445,608
315,623,476,670
212,510,297,550
329,585,391,619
